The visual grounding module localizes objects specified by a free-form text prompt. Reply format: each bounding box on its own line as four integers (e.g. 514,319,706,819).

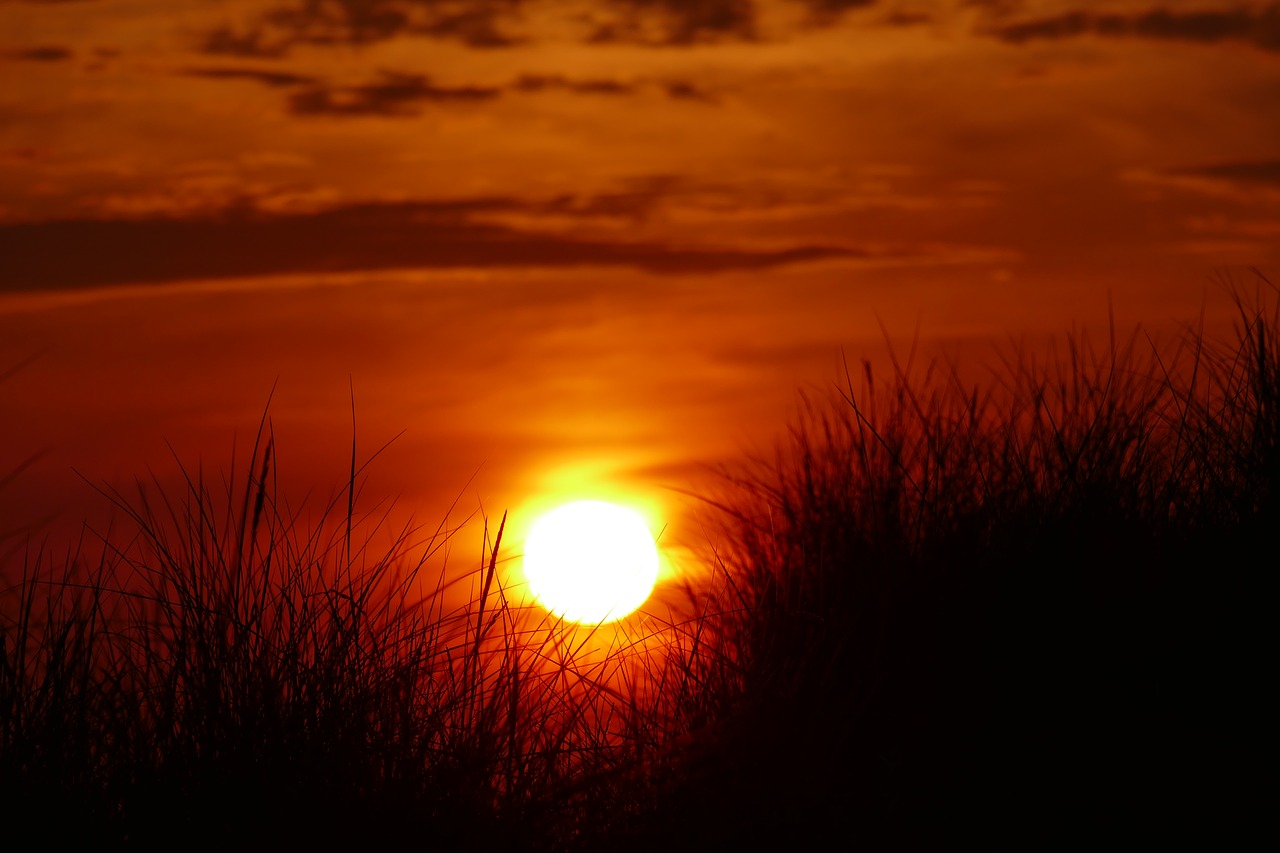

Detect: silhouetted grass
0,412,724,848
668,276,1277,847
2,277,1274,848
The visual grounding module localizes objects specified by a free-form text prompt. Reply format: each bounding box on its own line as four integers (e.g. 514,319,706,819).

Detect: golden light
522,500,660,624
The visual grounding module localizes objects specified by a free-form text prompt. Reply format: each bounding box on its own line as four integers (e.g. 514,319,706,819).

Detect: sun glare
522,500,660,624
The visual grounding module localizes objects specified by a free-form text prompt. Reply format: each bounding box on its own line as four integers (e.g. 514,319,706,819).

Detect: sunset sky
2,0,1278,596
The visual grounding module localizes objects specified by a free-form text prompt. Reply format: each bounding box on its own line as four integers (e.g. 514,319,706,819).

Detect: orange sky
2,0,1278,601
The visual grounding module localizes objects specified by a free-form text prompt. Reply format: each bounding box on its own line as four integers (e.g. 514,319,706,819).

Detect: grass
0,425,709,847
2,277,1274,848
680,277,1276,846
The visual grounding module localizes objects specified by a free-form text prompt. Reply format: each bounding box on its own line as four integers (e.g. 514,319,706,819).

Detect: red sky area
2,0,1277,603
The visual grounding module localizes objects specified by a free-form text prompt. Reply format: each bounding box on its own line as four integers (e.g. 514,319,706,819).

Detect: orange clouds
1,0,1275,587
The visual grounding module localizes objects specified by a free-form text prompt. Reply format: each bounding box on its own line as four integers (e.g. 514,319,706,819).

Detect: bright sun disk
522,500,659,624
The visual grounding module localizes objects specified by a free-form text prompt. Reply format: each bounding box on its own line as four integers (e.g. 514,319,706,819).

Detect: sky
2,0,1278,602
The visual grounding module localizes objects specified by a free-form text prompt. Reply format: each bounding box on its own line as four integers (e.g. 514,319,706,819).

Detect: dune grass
674,278,1276,846
0,406,727,847
2,277,1274,847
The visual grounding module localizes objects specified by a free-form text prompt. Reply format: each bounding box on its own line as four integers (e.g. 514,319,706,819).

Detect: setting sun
522,500,660,624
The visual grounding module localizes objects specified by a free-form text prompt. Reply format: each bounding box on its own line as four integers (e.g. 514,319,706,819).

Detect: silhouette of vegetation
1,276,1272,848
667,275,1275,847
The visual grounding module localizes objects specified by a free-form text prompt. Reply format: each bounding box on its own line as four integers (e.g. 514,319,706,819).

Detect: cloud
663,80,717,102
177,64,714,114
989,5,1280,52
182,66,321,88
0,201,859,293
416,5,521,46
288,72,501,116
262,0,420,46
797,0,876,22
199,0,898,53
540,185,670,220
203,0,525,55
805,0,875,9
3,46,74,62
1175,160,1280,186
882,9,931,27
513,74,715,101
589,0,757,45
204,0,762,52
201,26,290,58
512,73,635,95
1124,159,1280,201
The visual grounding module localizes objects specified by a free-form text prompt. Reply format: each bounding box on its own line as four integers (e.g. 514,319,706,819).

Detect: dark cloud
4,46,73,62
201,26,290,58
663,80,716,102
417,7,521,46
513,74,635,96
200,0,891,52
186,66,712,114
542,184,672,219
960,0,1024,12
799,0,876,21
634,0,756,41
182,66,320,88
171,61,716,114
883,10,931,27
1171,160,1280,186
288,72,500,116
263,0,416,45
0,201,857,293
589,0,757,45
513,73,713,100
203,0,524,55
990,5,1280,52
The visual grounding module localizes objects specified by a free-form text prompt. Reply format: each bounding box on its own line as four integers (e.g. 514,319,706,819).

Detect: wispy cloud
1172,160,1280,186
798,0,877,23
1125,159,1280,201
203,0,525,55
882,9,931,28
201,25,290,59
513,74,635,96
415,4,522,46
588,0,757,45
3,46,73,62
182,66,321,88
287,72,500,116
175,64,716,115
514,73,716,101
0,200,861,292
196,0,907,53
663,80,717,102
989,5,1280,52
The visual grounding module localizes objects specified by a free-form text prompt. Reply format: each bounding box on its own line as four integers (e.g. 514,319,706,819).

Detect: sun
522,500,660,624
